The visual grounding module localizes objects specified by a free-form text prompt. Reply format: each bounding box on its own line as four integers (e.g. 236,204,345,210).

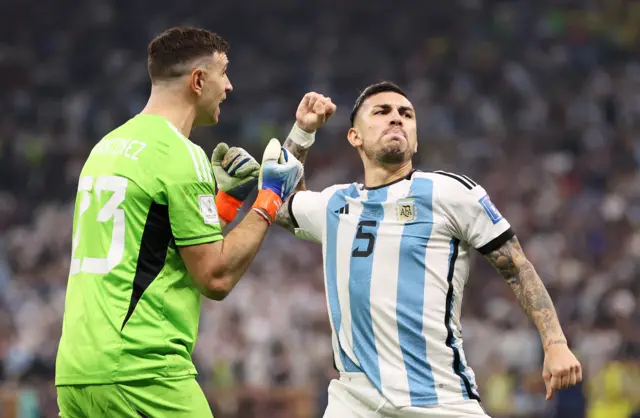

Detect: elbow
203,274,235,301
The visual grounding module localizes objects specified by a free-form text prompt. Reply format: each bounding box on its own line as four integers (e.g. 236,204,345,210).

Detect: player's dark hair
147,27,229,82
349,81,408,126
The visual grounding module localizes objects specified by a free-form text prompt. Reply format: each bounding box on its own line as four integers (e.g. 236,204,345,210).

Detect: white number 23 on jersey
70,175,128,275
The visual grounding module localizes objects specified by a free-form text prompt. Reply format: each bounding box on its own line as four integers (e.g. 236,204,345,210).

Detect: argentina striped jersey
289,170,514,407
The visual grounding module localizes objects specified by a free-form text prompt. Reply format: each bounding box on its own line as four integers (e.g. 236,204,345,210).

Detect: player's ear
190,68,205,96
347,127,362,148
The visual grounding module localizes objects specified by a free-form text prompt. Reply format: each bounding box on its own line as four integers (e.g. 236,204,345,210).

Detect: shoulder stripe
460,174,477,187
193,144,209,183
433,171,473,190
204,150,213,182
195,147,213,183
165,121,203,182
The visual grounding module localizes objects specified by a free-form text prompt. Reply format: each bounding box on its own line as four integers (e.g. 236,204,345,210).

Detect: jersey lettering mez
56,114,222,385
289,170,513,407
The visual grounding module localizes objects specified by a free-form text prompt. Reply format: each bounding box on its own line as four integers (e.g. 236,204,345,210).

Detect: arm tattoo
274,195,296,234
283,137,308,192
275,136,310,233
484,236,566,349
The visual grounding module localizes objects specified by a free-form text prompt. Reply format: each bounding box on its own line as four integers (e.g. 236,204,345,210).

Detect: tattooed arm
444,176,581,397
269,128,310,235
274,133,311,233
484,235,567,349
485,234,582,398
283,137,309,192
274,92,336,233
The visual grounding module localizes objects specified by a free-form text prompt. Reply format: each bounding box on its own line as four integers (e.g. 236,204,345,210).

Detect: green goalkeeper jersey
55,114,223,385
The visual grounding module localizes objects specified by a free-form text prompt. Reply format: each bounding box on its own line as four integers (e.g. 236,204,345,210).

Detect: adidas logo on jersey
335,204,350,215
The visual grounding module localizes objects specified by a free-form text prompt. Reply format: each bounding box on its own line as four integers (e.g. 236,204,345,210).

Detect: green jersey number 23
70,175,128,275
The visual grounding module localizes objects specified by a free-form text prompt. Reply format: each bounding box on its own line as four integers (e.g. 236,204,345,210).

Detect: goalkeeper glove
252,138,303,224
211,143,260,224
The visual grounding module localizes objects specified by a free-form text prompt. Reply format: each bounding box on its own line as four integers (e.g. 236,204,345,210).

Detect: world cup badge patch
198,194,219,225
396,198,416,222
479,194,503,224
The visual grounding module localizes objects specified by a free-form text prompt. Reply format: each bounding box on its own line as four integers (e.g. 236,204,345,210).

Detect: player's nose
389,112,403,126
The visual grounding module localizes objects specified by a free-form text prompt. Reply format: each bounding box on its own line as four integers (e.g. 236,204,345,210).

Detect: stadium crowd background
1,0,640,417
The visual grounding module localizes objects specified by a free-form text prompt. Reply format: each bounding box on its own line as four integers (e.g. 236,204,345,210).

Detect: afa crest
396,198,416,222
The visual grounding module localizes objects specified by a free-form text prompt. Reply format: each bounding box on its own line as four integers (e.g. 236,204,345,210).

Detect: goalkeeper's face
193,52,233,126
349,91,417,165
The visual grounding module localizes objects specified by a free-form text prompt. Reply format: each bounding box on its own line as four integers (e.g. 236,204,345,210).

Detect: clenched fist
542,343,583,400
295,92,337,133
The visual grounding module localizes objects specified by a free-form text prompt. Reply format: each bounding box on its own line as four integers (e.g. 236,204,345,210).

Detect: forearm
507,261,566,347
282,123,311,192
178,209,269,300
276,124,312,233
212,210,269,289
486,236,566,349
274,195,296,233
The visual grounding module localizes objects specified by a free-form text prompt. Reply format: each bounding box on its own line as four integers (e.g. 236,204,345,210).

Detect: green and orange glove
211,143,260,224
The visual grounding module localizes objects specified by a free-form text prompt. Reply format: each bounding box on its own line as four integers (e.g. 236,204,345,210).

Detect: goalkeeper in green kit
54,27,325,417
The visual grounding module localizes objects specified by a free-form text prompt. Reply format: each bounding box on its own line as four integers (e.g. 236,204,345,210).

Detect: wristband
251,189,282,223
288,123,316,148
252,208,272,225
216,191,243,224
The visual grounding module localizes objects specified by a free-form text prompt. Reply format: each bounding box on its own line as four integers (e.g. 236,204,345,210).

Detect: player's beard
363,141,411,165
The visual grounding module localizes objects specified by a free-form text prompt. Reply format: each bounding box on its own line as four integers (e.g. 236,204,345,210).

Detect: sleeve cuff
288,193,299,229
174,232,223,247
476,228,515,255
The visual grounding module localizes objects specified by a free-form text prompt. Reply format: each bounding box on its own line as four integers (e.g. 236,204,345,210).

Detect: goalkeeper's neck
140,85,197,138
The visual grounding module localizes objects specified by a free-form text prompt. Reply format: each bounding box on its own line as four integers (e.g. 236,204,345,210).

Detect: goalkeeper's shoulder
159,144,213,189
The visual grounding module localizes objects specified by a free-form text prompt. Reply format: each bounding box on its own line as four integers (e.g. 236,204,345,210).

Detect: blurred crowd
2,0,640,417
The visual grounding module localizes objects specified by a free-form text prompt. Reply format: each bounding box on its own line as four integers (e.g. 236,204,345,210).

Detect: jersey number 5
70,175,128,275
352,220,377,258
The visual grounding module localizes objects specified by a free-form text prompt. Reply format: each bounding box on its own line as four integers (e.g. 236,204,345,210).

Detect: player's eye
404,112,414,119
